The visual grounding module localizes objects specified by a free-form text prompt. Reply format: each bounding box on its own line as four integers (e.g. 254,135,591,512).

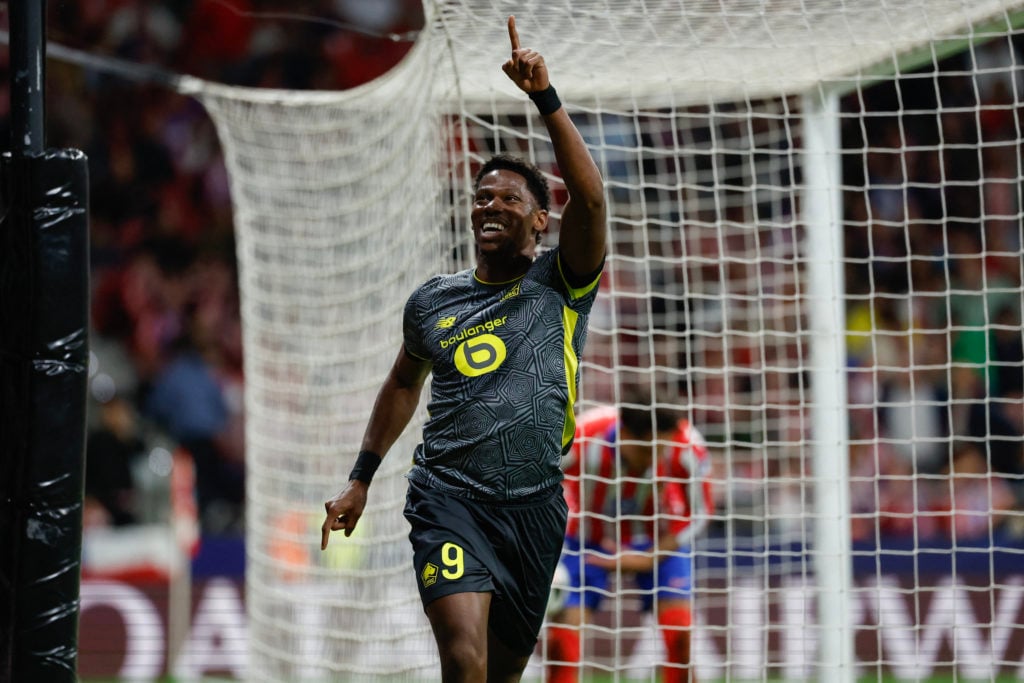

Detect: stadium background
4,1,424,679
3,1,1024,681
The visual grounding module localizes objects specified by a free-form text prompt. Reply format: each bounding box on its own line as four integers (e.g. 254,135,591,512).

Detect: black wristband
348,450,381,485
528,85,562,116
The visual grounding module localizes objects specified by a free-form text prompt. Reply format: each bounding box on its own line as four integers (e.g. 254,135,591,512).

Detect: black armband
348,450,382,485
529,85,562,116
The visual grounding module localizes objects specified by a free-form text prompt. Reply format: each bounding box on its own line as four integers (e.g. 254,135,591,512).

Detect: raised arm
503,15,607,277
321,346,430,548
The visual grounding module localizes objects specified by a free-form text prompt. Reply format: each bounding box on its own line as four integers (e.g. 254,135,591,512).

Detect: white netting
434,0,1019,105
180,0,1024,680
191,34,450,680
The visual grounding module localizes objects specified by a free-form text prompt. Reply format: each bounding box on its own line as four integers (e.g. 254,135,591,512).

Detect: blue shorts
559,537,692,612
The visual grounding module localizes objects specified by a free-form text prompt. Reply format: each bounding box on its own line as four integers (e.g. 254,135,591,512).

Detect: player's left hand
502,15,550,94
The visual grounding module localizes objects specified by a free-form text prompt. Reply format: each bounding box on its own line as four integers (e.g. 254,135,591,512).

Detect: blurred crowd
578,36,1024,548
701,40,1024,547
1,0,421,533
1,2,1021,544
838,37,1024,545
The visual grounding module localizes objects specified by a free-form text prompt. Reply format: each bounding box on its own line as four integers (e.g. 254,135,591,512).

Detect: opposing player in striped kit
547,401,714,683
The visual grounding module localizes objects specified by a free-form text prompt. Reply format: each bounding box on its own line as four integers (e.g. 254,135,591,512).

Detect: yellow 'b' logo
454,334,507,377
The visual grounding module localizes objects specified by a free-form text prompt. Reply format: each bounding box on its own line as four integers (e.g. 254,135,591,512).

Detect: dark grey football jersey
403,247,602,502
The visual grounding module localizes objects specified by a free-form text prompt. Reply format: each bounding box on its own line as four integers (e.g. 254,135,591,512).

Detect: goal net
181,1,1024,680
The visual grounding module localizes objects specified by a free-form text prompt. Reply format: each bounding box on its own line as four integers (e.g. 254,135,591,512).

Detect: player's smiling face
471,169,545,254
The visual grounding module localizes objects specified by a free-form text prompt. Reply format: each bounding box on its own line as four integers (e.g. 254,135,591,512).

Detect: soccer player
321,14,606,683
547,400,713,683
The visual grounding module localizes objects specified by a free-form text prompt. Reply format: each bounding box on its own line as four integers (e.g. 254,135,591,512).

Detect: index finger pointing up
508,15,520,52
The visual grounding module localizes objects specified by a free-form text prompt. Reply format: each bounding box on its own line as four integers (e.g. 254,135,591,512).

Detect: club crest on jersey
500,282,521,301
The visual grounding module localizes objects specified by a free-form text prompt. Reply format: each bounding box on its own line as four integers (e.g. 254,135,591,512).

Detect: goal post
173,1,1024,680
802,88,853,681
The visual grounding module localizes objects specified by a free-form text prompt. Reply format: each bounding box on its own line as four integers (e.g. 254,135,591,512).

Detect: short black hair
474,153,551,212
618,389,682,439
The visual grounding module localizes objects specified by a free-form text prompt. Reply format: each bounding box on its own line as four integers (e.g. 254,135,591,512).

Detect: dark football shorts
404,479,568,656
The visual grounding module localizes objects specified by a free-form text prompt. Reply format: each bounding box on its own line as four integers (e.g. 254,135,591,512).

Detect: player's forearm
543,107,607,273
543,107,605,217
503,15,606,267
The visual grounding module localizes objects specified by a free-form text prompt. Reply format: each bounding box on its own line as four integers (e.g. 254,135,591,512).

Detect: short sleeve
402,285,430,360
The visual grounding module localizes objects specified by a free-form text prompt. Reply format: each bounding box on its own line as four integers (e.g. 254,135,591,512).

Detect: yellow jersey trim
561,304,581,450
557,255,602,300
473,270,526,286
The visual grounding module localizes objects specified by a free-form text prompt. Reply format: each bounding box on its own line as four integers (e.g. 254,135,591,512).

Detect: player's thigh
425,590,491,647
486,627,532,683
485,489,567,654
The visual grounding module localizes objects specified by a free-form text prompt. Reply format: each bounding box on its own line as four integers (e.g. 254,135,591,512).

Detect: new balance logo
435,316,457,329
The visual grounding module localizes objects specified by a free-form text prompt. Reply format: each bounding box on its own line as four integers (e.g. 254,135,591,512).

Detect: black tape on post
0,149,90,682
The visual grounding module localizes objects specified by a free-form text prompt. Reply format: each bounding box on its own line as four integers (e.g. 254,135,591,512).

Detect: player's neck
474,250,534,283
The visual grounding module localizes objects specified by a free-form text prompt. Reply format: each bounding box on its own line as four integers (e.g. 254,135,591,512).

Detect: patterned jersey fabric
404,248,602,502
